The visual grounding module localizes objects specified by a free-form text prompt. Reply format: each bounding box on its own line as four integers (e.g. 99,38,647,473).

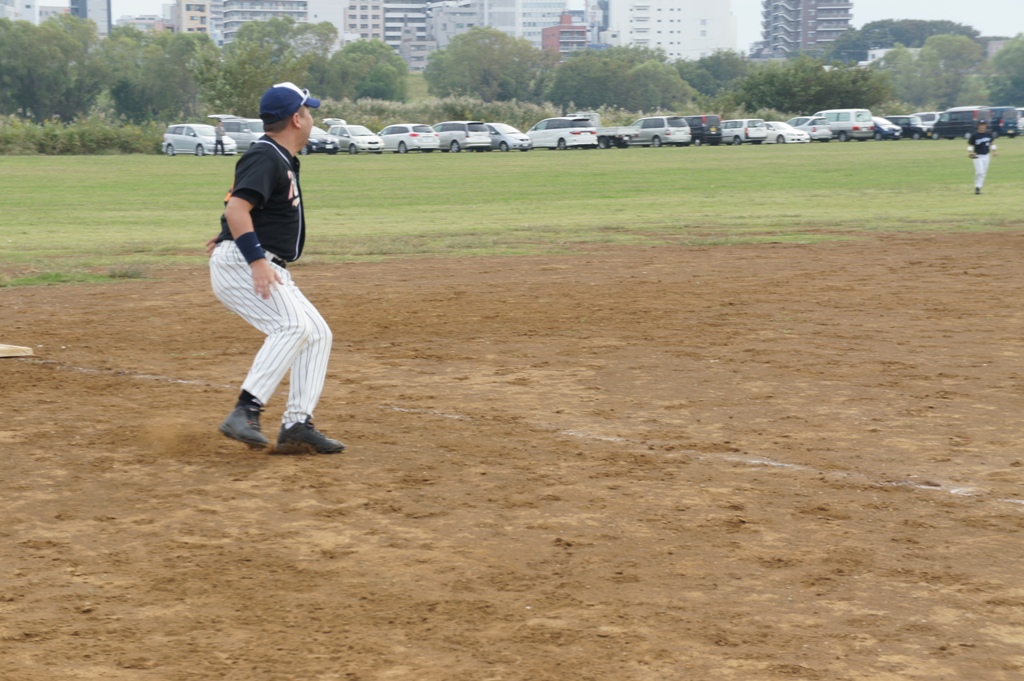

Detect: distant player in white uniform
208,82,345,454
967,120,997,195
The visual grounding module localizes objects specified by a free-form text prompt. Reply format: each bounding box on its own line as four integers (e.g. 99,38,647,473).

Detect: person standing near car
214,120,226,155
207,82,345,454
968,120,997,195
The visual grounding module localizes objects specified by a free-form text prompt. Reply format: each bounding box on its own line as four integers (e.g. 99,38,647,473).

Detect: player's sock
238,390,263,409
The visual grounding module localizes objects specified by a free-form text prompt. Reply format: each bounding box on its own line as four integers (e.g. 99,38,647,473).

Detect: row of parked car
161,105,1021,157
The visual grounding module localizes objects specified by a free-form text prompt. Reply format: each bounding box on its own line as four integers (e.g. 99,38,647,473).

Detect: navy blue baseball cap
259,82,321,124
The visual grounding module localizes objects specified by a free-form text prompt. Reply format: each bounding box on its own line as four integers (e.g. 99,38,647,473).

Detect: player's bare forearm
224,196,256,239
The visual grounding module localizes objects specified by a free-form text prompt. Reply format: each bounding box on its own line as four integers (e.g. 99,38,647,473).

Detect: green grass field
1,139,1020,283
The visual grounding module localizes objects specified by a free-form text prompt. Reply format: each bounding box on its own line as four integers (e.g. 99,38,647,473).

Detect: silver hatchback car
163,123,238,156
487,123,532,152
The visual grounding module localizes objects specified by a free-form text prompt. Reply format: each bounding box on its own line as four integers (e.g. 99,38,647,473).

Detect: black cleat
276,418,346,454
975,187,981,195
219,405,269,448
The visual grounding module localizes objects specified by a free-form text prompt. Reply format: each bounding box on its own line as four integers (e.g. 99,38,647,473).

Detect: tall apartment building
1,0,20,20
69,0,110,34
542,11,587,56
177,0,209,34
345,0,385,41
221,0,306,42
760,0,851,57
428,0,478,49
605,0,736,60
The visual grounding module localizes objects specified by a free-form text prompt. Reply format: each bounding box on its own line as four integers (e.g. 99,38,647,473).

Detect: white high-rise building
606,0,736,60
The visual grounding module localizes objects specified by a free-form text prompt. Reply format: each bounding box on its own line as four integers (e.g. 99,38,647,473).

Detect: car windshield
310,126,327,137
248,120,264,132
490,123,521,134
412,125,433,133
666,117,688,128
771,122,794,131
191,124,216,136
748,120,764,127
350,126,374,136
909,116,921,125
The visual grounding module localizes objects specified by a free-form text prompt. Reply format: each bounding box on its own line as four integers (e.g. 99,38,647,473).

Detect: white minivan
811,108,874,141
721,118,768,145
526,117,598,150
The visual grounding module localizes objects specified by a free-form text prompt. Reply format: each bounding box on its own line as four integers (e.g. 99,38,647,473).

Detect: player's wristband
234,231,266,265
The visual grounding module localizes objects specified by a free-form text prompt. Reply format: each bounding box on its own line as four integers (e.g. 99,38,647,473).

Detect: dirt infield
4,232,1024,680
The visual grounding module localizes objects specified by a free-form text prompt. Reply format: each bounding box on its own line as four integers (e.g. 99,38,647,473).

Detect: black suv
683,114,722,146
884,115,928,140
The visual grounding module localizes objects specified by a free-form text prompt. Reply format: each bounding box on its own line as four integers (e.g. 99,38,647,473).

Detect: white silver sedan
786,116,833,142
764,121,811,144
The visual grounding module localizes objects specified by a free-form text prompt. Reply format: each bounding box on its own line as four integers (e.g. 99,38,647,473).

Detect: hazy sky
110,0,1024,53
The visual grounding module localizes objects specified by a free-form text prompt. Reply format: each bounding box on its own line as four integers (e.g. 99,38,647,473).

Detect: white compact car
764,121,810,144
526,117,598,150
163,123,238,156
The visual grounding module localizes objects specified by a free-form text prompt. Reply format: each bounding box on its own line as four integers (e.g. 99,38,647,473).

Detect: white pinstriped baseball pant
210,241,332,425
973,154,991,189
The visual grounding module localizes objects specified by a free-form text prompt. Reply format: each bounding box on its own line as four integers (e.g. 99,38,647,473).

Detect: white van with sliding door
811,108,874,141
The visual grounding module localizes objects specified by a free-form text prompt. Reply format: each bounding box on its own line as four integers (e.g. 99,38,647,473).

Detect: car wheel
912,132,921,140
450,141,461,152
195,145,205,156
652,136,662,148
557,138,567,150
777,135,785,144
299,145,309,155
165,144,175,157
732,136,742,145
397,142,407,154
499,141,509,152
349,144,358,155
874,132,883,141
838,131,849,142
597,137,609,149
692,138,702,147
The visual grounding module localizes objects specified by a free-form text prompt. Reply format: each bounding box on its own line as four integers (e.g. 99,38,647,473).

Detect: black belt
271,256,287,269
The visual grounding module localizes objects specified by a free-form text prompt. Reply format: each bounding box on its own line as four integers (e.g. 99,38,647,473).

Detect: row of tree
1,14,1022,126
0,15,407,122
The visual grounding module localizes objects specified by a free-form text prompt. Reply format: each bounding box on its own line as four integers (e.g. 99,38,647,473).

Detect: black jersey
969,131,994,155
217,136,306,262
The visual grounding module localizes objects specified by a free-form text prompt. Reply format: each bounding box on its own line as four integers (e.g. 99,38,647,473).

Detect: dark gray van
932,106,990,140
683,114,722,146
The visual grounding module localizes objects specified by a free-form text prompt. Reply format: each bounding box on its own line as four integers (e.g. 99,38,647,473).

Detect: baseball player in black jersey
968,120,997,195
208,82,345,454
